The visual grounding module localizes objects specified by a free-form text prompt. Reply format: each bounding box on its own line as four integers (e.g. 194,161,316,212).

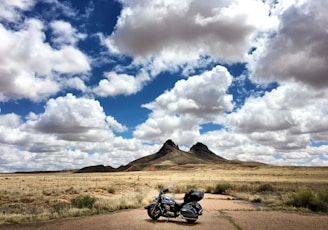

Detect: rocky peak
189,142,226,161
190,142,209,152
158,139,179,154
189,142,217,156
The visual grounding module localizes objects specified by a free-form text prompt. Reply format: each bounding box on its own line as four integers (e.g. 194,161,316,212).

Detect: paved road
3,194,328,230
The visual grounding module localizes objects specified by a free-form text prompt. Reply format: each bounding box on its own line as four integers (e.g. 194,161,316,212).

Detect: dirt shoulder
2,194,328,230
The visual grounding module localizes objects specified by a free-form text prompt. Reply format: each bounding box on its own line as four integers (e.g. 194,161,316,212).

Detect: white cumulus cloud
134,65,233,143
50,20,87,47
93,69,150,96
0,18,90,101
103,0,274,75
249,0,328,88
0,0,35,22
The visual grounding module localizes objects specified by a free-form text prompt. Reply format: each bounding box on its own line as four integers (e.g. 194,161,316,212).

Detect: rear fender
196,202,203,215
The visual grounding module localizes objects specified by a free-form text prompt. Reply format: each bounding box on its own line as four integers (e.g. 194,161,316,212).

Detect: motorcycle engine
164,204,171,211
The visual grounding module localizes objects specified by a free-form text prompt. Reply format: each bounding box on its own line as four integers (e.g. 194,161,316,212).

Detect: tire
147,203,161,220
186,219,197,223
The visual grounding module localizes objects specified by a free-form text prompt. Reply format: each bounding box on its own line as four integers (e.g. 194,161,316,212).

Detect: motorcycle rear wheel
186,219,197,223
147,204,161,220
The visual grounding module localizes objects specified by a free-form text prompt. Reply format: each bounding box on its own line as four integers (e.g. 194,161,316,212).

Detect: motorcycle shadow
145,218,200,226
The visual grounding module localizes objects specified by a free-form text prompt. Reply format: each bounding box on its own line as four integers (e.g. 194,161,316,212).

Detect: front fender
144,202,156,209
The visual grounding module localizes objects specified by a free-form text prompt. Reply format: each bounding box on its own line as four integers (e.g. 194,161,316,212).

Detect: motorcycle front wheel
147,203,161,220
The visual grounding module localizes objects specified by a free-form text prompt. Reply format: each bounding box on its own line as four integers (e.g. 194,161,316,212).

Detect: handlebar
162,188,169,193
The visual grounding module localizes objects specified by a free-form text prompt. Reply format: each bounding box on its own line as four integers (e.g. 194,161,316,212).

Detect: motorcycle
146,188,204,223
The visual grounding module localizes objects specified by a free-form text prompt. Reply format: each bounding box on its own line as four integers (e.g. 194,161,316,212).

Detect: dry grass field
1,164,327,225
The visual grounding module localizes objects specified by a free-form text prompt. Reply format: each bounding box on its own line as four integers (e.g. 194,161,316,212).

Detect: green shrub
107,187,116,194
286,189,313,208
185,184,197,191
318,192,328,205
71,195,96,209
308,192,328,212
52,202,70,216
205,186,213,193
309,197,327,212
286,189,328,212
251,197,262,203
213,183,233,194
256,184,274,193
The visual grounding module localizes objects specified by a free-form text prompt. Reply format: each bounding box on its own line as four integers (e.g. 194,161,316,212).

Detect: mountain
76,139,265,173
116,139,227,171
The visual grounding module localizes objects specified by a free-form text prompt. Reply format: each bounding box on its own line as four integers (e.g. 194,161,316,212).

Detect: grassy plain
1,165,327,225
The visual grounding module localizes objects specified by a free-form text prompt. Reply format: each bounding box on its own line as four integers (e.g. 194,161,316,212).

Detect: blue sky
1,0,328,172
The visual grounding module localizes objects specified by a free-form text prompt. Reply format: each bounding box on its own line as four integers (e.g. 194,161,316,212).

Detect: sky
0,0,328,172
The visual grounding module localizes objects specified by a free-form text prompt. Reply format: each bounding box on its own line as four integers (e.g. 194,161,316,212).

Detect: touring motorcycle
146,188,204,223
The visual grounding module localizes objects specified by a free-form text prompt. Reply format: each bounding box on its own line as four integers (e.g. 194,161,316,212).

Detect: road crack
219,210,243,230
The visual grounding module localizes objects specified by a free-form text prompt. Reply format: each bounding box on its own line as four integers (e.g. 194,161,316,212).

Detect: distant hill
76,139,265,173
76,164,116,173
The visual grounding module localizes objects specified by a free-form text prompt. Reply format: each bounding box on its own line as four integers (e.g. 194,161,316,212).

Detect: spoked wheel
147,203,161,220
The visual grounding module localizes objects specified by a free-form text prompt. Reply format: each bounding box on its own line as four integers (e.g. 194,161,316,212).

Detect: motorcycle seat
174,202,184,210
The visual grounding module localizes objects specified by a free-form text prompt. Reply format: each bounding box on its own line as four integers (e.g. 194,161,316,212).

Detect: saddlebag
180,203,198,219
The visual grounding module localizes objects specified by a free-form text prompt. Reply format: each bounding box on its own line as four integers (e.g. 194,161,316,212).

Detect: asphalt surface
2,194,328,230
